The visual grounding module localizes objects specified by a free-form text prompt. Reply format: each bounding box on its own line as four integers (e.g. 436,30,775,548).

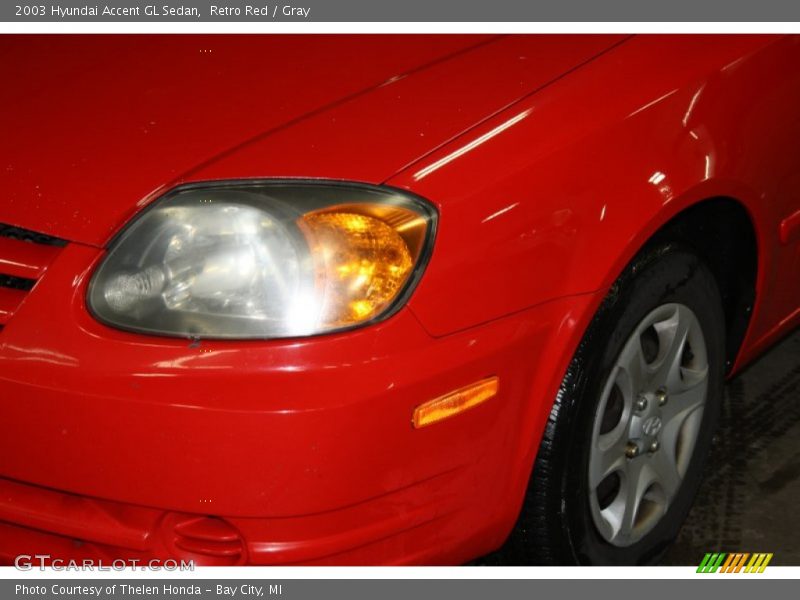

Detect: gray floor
664,327,800,565
476,328,800,566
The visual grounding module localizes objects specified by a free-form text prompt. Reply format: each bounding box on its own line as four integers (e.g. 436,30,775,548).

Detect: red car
1,34,799,566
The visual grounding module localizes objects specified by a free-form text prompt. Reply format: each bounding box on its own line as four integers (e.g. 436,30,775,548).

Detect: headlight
88,181,436,339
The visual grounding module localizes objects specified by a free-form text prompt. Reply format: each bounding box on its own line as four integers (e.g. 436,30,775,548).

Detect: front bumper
0,242,597,565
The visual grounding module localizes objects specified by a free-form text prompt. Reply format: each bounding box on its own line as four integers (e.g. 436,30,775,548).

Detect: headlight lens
88,182,436,339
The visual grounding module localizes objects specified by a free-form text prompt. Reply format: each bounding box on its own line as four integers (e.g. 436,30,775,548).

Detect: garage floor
476,328,800,566
664,327,800,565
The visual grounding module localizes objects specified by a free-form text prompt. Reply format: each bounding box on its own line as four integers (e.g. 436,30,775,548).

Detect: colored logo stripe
697,552,773,573
721,553,749,573
697,553,726,573
746,553,773,573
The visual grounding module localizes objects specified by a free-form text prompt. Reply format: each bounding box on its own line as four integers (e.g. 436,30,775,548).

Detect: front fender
392,34,800,338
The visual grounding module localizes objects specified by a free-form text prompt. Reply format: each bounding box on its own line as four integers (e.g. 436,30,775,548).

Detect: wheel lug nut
649,440,660,453
625,442,640,458
635,395,648,412
656,387,668,406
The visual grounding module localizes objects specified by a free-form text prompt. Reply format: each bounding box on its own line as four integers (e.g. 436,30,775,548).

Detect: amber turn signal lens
300,203,428,327
412,377,499,429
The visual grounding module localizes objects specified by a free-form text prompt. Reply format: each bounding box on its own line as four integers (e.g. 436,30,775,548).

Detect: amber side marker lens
412,377,499,429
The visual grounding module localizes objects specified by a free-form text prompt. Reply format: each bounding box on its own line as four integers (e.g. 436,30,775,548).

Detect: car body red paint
1,34,799,565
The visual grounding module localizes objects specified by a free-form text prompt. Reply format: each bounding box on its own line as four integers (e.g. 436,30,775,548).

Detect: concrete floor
664,327,800,565
476,328,800,566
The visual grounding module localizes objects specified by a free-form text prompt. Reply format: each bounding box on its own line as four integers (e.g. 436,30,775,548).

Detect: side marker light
412,377,499,429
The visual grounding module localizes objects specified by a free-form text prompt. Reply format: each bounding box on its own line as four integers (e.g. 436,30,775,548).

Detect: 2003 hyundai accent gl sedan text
1,34,800,565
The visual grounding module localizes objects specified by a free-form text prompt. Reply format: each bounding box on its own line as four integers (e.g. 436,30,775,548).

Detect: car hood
0,34,624,246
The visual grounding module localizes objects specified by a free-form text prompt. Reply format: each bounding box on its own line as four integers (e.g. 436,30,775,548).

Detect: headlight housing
88,181,436,339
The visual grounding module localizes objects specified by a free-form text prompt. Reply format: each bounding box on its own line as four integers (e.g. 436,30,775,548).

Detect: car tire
510,242,726,565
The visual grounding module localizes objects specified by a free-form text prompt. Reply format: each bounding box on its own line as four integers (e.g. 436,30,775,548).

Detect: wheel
510,243,725,565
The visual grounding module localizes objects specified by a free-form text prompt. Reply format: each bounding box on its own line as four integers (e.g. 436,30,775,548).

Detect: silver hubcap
588,303,709,547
